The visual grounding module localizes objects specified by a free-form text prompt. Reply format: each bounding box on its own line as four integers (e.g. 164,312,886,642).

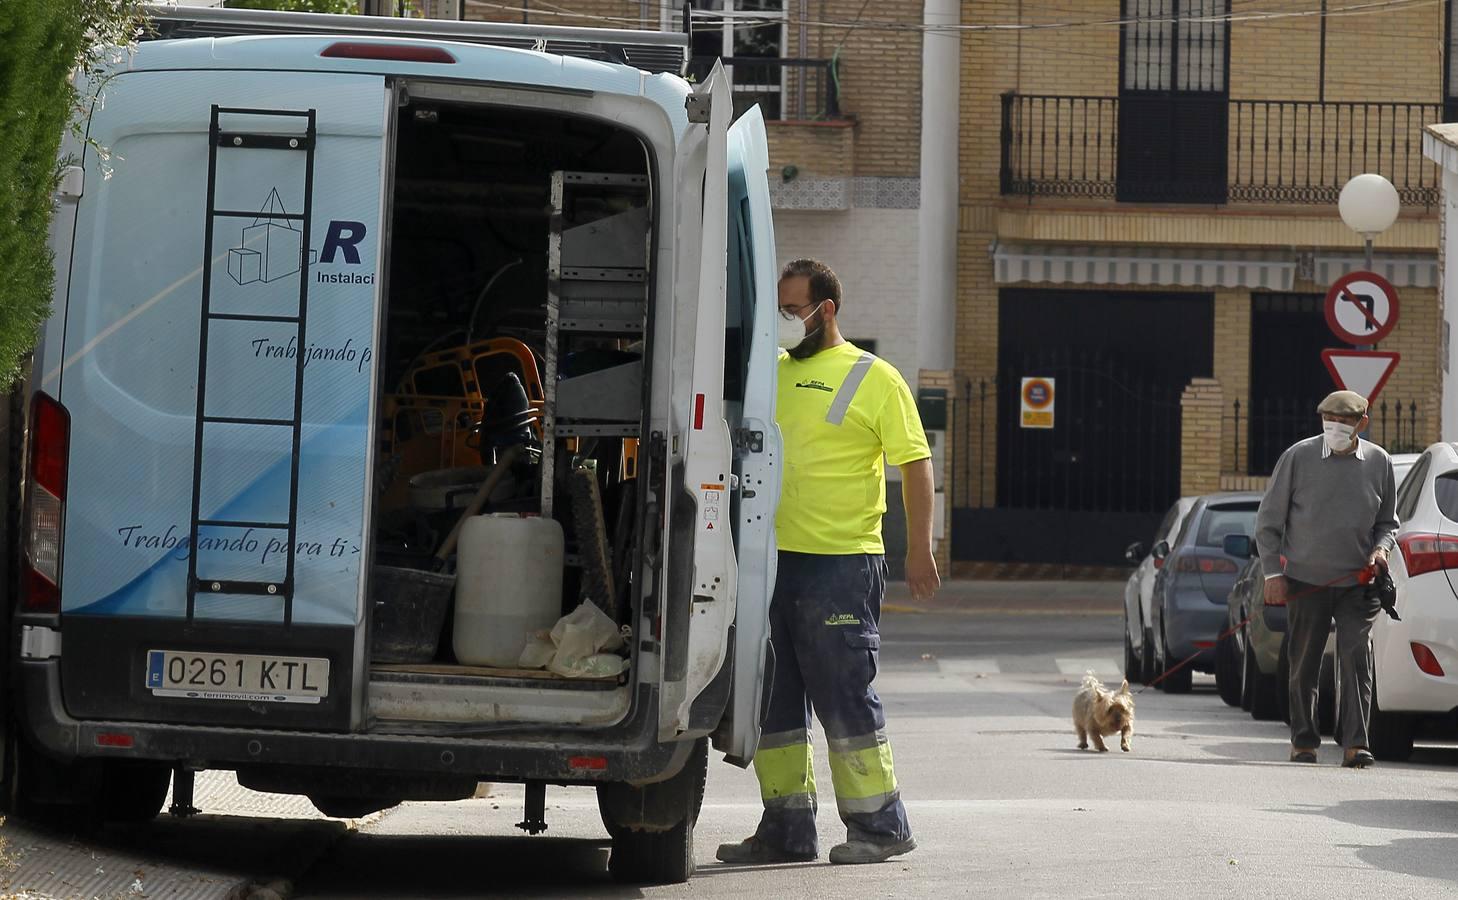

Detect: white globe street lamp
1338,173,1401,269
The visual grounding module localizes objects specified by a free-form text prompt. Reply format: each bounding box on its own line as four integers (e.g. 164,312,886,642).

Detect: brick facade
952,0,1447,564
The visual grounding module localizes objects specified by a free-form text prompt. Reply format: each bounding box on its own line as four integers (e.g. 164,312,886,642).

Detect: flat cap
1317,390,1368,416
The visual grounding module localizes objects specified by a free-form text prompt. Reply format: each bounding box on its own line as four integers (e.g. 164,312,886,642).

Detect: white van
11,6,781,884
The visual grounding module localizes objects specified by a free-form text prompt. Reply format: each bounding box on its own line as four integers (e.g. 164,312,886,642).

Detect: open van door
660,64,737,740
713,106,781,766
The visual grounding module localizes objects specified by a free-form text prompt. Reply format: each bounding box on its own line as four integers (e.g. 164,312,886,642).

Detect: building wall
772,208,923,383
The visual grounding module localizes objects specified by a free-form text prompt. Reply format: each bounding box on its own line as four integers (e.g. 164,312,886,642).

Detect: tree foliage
0,1,145,387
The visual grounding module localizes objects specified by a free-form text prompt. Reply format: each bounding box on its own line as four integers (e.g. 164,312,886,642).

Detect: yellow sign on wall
1020,377,1055,429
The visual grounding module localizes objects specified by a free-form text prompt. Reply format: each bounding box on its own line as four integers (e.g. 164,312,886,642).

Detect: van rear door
714,106,781,765
659,64,737,740
54,70,391,732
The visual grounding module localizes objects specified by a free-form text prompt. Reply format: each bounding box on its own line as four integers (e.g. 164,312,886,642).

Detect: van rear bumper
20,659,691,786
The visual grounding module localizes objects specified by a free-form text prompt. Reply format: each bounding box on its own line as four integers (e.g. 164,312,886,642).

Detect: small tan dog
1073,672,1135,752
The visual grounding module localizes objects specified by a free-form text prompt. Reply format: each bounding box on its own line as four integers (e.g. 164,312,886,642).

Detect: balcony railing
1000,92,1442,207
688,56,841,122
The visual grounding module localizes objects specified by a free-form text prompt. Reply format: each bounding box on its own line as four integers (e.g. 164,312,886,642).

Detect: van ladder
186,104,317,624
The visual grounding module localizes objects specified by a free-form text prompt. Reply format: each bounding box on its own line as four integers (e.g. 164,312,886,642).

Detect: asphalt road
5,592,1458,898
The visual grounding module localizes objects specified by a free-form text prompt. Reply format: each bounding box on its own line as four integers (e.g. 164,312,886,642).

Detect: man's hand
1264,575,1288,607
905,550,941,602
1369,547,1390,573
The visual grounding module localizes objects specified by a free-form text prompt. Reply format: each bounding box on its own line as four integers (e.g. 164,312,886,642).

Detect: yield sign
1321,349,1400,403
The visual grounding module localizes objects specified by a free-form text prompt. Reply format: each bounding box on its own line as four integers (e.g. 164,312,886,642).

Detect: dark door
1247,293,1348,474
952,289,1214,568
1117,0,1230,203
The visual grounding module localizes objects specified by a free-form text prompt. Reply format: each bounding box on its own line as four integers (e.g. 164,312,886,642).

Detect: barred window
1121,0,1228,93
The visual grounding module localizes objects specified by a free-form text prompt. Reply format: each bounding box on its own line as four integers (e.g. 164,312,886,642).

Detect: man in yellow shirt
717,259,939,866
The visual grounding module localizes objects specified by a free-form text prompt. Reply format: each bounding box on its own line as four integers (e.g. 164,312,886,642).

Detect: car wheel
1247,640,1282,721
1239,629,1255,712
1140,628,1156,685
1159,627,1192,694
1124,614,1144,685
1368,676,1416,762
1215,631,1242,707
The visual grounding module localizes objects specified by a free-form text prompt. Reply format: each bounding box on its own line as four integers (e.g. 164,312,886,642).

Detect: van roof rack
142,5,689,76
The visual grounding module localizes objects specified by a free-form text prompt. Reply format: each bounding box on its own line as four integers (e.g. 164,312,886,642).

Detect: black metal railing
1000,92,1442,207
1230,100,1442,205
1230,397,1426,477
1000,93,1119,199
687,56,841,122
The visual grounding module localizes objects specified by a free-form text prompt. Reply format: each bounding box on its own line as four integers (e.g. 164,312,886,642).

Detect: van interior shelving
364,95,654,728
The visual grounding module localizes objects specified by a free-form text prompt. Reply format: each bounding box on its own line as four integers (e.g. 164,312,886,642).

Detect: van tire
601,738,707,885
98,761,171,823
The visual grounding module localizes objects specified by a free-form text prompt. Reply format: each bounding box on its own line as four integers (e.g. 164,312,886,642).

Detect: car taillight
1398,533,1458,578
1174,555,1238,574
1411,642,1445,677
23,393,69,614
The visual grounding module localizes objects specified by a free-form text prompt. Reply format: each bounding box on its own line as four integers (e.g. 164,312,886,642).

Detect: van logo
225,188,372,287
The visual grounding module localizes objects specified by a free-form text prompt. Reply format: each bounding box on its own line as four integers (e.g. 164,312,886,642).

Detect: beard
786,314,828,360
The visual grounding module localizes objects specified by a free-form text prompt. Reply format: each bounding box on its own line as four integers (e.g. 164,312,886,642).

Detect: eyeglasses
778,302,817,322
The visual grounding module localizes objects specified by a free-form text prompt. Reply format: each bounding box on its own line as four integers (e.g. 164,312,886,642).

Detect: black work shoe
1289,747,1317,764
829,836,917,865
1342,747,1376,769
715,836,817,865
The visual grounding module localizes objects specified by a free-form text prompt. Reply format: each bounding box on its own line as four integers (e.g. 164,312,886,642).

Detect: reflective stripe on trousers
751,551,911,855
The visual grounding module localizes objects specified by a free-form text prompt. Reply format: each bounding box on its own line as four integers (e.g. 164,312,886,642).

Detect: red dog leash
1137,567,1372,695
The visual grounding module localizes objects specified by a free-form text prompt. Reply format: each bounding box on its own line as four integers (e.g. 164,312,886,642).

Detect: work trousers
1286,579,1381,751
752,551,911,856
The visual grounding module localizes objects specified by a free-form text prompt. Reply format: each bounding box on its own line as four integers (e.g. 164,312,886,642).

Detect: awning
992,242,1295,291
1314,253,1437,289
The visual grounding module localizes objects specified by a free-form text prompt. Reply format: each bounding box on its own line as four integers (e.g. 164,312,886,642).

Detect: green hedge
0,1,89,388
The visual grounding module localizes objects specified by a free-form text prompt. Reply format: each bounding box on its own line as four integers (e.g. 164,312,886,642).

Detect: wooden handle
434,443,526,563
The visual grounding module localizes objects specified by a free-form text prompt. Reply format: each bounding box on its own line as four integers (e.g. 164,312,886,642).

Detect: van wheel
600,738,707,885
98,761,171,823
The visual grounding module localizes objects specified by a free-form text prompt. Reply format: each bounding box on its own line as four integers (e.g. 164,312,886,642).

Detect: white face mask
777,311,807,351
1322,420,1357,452
776,301,825,352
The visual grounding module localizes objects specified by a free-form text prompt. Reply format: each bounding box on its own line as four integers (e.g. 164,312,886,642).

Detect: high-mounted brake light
321,42,457,64
23,393,70,614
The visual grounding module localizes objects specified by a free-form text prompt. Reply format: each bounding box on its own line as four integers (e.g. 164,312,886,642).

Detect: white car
1348,444,1458,759
1123,497,1196,683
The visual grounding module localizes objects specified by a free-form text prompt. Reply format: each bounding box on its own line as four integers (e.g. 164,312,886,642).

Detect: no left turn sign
1324,271,1400,345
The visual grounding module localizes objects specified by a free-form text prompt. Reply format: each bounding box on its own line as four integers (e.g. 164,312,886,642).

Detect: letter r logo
321,220,366,264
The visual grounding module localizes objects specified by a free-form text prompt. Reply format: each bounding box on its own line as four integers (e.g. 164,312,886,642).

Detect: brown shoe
1342,747,1375,769
1289,746,1317,764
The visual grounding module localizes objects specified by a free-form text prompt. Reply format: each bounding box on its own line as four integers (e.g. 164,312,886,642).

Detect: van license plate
145,650,330,704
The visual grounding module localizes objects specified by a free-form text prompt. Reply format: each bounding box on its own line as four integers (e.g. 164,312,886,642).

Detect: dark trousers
1286,579,1381,750
752,551,911,855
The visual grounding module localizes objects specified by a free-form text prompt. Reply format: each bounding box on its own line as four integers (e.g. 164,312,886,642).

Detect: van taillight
23,393,69,614
320,42,457,64
1398,533,1458,578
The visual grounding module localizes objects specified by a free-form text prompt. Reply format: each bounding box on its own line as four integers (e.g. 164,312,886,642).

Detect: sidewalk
884,578,1124,616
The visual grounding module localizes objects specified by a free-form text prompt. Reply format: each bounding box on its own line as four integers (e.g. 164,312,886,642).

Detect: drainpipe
917,0,960,377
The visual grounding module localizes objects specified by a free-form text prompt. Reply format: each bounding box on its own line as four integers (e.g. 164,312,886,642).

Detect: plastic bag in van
516,601,627,678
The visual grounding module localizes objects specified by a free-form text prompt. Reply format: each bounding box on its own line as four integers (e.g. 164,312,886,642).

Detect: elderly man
1255,390,1399,768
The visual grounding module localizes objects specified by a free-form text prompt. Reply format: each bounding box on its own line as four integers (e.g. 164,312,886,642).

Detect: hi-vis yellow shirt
776,342,931,555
